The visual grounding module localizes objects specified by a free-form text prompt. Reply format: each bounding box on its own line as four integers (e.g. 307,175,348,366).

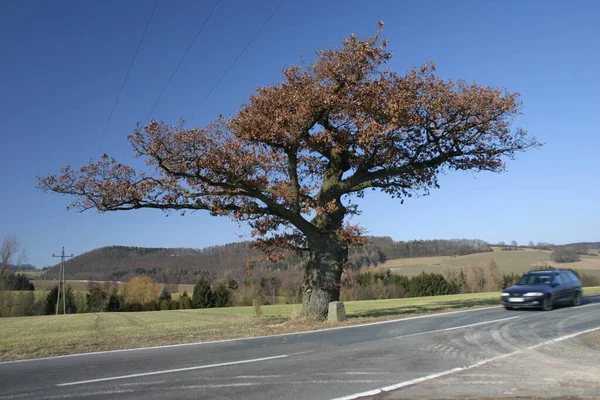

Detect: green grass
2,287,599,361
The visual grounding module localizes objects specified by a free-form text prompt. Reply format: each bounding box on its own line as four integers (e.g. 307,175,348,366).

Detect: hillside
561,242,600,250
382,246,600,279
40,238,492,284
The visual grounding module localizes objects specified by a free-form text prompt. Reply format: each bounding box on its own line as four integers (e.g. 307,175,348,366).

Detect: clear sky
1,0,599,267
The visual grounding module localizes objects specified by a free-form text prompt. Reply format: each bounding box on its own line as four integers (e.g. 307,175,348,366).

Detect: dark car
501,270,582,311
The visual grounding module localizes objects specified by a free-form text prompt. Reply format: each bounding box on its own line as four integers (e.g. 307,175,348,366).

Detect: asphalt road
1,296,600,400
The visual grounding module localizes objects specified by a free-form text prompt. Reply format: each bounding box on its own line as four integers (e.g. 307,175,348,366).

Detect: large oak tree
39,24,540,319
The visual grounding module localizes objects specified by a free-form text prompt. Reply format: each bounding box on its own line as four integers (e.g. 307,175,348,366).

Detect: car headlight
501,293,510,296
523,292,544,297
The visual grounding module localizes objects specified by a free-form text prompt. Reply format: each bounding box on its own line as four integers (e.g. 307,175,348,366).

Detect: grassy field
382,247,600,279
2,287,599,361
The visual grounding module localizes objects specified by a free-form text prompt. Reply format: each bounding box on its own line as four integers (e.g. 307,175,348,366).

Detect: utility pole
52,247,74,315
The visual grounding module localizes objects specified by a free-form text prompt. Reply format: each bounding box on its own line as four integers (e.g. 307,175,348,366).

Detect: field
2,287,599,361
382,247,600,279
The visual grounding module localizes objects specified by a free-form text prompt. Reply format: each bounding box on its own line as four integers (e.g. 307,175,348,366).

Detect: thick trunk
301,236,348,320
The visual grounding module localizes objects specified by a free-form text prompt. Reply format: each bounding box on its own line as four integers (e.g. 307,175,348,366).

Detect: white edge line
394,315,520,339
56,354,291,387
4,298,598,365
331,325,600,400
0,304,504,365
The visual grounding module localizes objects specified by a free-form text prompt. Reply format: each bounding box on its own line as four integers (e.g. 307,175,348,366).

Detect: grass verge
1,287,599,362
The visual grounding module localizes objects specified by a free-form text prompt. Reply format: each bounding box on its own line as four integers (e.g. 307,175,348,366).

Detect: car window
552,275,562,285
567,271,580,283
561,272,571,283
517,274,553,285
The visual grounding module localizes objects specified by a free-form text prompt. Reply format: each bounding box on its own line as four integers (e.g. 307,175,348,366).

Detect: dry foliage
122,276,160,305
38,23,540,318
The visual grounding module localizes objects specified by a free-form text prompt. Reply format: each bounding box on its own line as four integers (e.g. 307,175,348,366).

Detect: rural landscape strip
56,353,299,387
393,315,520,339
0,304,503,364
331,325,600,400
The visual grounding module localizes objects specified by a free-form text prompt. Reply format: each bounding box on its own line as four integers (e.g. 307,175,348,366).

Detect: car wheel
504,305,514,310
542,295,553,311
572,291,582,306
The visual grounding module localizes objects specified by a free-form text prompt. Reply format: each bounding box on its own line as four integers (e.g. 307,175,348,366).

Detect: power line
91,0,160,161
144,0,221,123
62,0,160,241
186,0,285,125
76,1,221,253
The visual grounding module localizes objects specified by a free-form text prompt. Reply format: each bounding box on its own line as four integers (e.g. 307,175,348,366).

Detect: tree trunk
301,236,348,320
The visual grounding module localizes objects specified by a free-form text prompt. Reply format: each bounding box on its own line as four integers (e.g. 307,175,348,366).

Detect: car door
552,274,567,304
560,272,575,301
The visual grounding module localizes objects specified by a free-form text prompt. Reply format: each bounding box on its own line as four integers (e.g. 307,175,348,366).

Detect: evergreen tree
192,278,214,308
214,282,232,308
44,285,77,315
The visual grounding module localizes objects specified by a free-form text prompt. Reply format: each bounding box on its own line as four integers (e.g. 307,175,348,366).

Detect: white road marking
332,325,600,400
0,304,505,364
394,315,520,339
56,354,291,387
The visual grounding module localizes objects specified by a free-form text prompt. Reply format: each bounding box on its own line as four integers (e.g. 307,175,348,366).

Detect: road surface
1,296,599,399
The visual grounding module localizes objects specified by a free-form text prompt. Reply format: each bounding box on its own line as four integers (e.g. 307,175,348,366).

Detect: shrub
483,260,503,292
214,282,232,308
105,294,122,312
86,285,108,312
122,302,142,312
179,291,192,309
551,248,581,263
408,272,458,297
158,286,172,303
502,272,521,288
579,273,600,287
192,278,214,308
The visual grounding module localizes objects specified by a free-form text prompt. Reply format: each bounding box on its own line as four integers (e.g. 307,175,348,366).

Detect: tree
511,240,518,248
86,284,108,312
214,282,232,308
0,234,27,285
192,278,214,308
122,276,160,305
38,23,541,319
44,285,76,315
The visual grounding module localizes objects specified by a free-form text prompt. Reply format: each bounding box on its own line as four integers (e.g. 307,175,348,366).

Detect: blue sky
1,0,599,267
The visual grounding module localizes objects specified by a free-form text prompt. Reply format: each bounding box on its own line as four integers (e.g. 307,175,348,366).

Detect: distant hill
561,242,600,250
40,237,492,284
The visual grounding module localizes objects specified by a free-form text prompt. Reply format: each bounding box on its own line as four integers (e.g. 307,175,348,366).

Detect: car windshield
516,274,553,285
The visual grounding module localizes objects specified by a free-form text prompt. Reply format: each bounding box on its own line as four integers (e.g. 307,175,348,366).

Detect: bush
192,278,214,308
105,294,122,312
158,287,172,303
122,302,142,312
579,273,600,287
502,272,521,288
551,248,581,263
86,285,108,312
179,291,192,309
214,283,232,308
408,272,458,297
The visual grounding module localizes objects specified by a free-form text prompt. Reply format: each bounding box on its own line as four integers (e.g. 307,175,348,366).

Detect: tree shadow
347,298,501,319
